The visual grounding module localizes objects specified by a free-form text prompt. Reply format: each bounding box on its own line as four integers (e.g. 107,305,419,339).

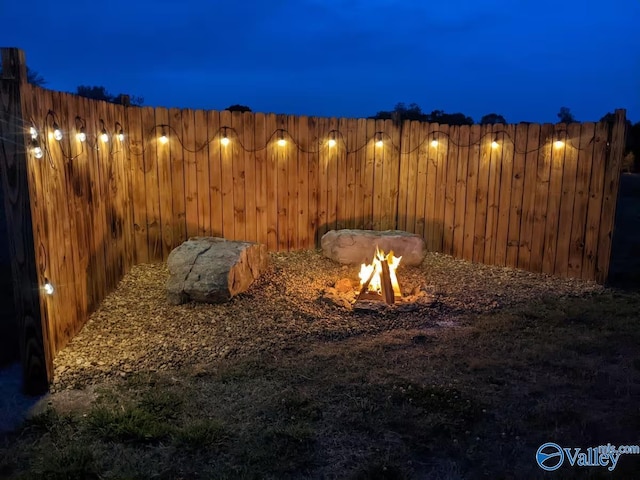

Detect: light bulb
117,131,124,142
53,124,63,141
491,140,499,149
430,139,438,147
375,140,383,148
29,126,38,139
277,138,286,147
328,139,337,148
554,140,565,149
159,134,168,144
221,136,230,146
100,130,109,142
33,146,43,159
43,282,54,295
77,130,86,142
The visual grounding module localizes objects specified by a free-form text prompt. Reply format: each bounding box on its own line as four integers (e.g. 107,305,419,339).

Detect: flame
358,246,402,297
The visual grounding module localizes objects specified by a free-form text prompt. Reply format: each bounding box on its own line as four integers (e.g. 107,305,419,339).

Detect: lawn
1,286,639,479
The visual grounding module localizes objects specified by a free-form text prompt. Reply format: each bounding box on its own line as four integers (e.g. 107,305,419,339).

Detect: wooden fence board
243,112,257,243
327,117,339,233
494,124,514,267
254,112,268,245
473,124,492,263
219,110,234,241
453,125,470,258
363,119,376,230
506,123,527,268
155,107,173,258
385,118,401,230
195,108,210,238
127,106,148,264
424,123,438,249
434,123,449,253
297,116,310,248
207,110,223,237
568,122,595,278
555,123,580,276
354,118,366,231
140,106,161,261
582,122,608,280
517,123,540,271
336,117,348,230
397,120,411,231
265,113,278,250
286,115,299,249
530,124,554,273
444,125,459,255
541,124,567,275
462,125,481,261
485,124,504,265
410,121,424,237
276,114,288,250
596,110,626,283
317,116,329,238
231,111,246,242
372,119,385,231
169,107,186,243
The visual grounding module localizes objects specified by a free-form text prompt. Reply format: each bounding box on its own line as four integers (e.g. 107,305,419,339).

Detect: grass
1,289,640,479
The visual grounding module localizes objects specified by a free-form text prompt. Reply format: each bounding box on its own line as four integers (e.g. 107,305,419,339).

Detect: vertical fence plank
326,117,339,233
582,122,608,280
195,108,210,238
127,106,148,264
344,118,357,230
505,123,527,268
140,106,161,261
494,124,514,266
183,109,199,240
155,107,173,258
385,118,401,230
208,109,223,237
231,111,246,242
219,109,234,241
397,120,411,232
372,119,385,231
517,123,540,271
568,122,595,278
410,121,424,237
541,124,566,275
554,123,580,276
529,124,554,273
462,125,481,262
473,124,492,263
265,113,278,250
336,117,348,230
317,116,330,238
116,104,134,273
443,124,459,255
434,123,449,253
453,125,470,258
485,124,503,265
169,107,186,244
424,122,439,250
243,112,257,243
596,110,626,283
276,114,289,250
286,114,299,249
354,118,367,230
254,112,268,245
307,117,319,245
297,116,310,248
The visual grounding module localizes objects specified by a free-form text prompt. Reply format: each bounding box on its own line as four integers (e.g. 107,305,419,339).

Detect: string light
76,128,87,142
117,131,124,142
100,129,109,142
553,132,565,149
43,281,54,295
375,132,383,148
33,146,43,159
221,128,229,146
328,131,337,148
430,134,438,148
159,127,169,144
29,126,38,139
491,135,499,149
52,123,63,141
277,130,286,147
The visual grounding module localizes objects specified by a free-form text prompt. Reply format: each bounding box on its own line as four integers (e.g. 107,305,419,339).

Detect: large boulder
321,229,427,266
166,237,269,305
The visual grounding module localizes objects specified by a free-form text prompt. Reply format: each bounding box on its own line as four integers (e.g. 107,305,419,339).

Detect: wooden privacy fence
0,48,626,392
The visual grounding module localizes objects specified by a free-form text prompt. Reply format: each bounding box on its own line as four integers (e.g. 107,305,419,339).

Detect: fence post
0,47,50,394
596,108,626,284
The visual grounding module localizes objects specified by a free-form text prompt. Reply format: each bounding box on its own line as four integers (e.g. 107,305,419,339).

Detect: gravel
51,250,604,392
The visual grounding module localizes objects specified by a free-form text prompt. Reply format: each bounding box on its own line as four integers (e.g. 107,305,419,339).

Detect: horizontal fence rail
0,48,626,391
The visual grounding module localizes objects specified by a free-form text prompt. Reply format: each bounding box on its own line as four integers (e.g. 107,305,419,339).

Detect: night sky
2,0,639,123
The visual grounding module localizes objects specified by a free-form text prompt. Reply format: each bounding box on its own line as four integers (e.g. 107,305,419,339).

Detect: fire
358,246,402,298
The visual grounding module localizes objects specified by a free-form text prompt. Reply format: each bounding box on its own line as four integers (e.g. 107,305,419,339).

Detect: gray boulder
166,237,269,305
321,229,427,266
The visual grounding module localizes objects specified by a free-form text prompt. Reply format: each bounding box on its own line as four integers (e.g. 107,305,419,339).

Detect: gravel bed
51,250,604,392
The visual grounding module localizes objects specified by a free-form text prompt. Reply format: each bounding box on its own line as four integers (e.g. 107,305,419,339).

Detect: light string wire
4,112,609,164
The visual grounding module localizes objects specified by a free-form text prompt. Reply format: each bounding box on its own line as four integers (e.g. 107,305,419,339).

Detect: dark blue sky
2,0,639,123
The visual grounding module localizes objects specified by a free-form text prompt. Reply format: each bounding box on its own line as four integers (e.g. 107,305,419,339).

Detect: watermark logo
536,443,564,471
536,442,640,472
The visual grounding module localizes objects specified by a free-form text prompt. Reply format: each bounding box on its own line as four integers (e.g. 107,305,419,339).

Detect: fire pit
320,246,434,313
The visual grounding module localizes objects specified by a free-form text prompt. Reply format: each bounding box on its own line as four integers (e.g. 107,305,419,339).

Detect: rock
166,237,269,305
321,229,427,266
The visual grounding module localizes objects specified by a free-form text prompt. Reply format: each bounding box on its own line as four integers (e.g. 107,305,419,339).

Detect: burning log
356,246,402,305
